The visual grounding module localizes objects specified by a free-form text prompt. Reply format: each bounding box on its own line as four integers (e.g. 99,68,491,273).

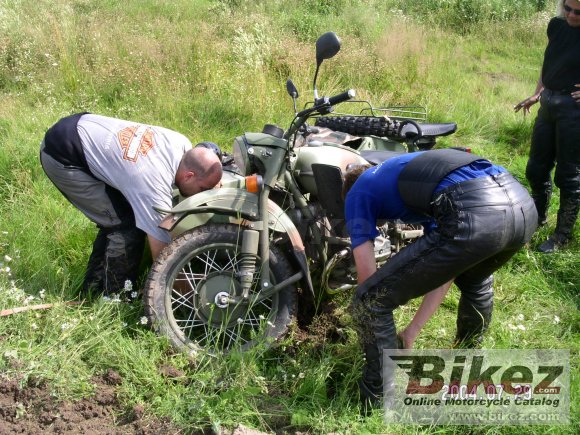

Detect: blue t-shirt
344,152,506,249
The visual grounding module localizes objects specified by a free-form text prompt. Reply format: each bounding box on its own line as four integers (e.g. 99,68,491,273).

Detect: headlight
233,136,251,176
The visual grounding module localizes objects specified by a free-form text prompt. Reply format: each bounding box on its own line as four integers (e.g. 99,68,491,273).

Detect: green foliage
392,0,550,32
0,0,577,433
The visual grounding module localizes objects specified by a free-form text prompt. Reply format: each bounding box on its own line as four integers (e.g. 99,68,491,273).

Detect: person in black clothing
343,150,537,411
514,0,580,253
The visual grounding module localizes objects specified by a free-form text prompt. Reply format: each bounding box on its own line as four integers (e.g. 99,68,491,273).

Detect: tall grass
0,0,577,433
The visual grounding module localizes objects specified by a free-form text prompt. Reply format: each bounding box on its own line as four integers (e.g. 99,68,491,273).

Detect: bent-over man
343,149,537,409
40,113,222,295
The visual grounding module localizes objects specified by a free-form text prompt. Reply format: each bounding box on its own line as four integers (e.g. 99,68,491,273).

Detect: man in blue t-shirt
343,149,537,411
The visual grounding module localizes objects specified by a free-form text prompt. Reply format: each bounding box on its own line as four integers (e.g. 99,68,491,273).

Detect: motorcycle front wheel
144,223,297,354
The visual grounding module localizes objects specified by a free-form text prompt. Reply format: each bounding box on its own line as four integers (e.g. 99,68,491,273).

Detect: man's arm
398,280,453,349
148,235,168,260
352,241,377,284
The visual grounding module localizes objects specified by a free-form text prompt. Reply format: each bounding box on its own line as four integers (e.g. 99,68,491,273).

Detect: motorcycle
143,32,456,354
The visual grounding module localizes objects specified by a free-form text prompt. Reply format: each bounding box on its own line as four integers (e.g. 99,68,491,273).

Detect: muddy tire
144,223,297,354
315,116,399,138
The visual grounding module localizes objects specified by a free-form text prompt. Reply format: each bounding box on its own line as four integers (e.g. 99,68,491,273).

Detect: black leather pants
526,89,580,237
352,173,537,397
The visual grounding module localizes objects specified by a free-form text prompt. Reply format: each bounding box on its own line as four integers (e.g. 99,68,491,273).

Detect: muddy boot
359,378,382,416
538,194,578,253
103,227,146,294
357,320,399,415
358,340,384,416
82,228,108,297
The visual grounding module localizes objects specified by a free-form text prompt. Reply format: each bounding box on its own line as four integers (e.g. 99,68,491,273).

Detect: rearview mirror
315,32,341,67
286,79,299,98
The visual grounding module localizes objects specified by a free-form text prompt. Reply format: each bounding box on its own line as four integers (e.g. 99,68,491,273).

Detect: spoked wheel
144,223,297,354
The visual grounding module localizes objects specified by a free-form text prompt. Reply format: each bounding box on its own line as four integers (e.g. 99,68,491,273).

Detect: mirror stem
313,65,320,99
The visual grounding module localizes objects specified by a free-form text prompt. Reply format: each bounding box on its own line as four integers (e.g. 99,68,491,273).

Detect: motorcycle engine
285,201,327,261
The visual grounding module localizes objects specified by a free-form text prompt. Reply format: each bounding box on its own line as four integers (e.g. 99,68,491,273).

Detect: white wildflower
31,323,38,330
102,296,111,302
553,315,560,324
23,295,35,305
130,291,138,299
237,318,244,324
259,314,265,320
39,289,46,299
123,280,133,292
4,255,12,262
61,323,71,331
122,322,128,327
111,294,121,303
267,321,274,327
508,324,517,330
3,266,10,273
139,316,148,325
298,372,305,379
4,350,18,359
517,324,526,331
516,314,524,321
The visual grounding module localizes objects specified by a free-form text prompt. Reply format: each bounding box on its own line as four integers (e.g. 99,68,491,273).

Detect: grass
0,0,578,433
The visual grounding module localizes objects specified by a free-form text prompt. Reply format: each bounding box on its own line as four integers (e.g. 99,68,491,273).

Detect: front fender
157,188,314,296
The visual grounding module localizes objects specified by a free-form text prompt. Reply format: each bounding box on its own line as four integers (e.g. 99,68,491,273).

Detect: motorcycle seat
401,122,457,138
360,150,406,166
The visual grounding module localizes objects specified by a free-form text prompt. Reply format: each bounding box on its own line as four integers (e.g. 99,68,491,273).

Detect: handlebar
296,89,356,118
328,89,356,106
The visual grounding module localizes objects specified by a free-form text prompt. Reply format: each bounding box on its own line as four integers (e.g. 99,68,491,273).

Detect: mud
0,371,182,434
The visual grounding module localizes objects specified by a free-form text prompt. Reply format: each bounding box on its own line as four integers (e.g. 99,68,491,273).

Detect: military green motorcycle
143,32,453,354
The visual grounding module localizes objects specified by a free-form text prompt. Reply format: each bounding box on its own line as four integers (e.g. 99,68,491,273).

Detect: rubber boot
538,193,578,253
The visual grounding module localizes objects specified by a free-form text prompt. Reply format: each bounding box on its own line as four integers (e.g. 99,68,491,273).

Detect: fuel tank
292,142,368,196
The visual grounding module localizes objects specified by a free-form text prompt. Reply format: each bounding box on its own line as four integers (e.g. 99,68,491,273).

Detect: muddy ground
0,369,185,434
0,370,281,435
0,305,344,434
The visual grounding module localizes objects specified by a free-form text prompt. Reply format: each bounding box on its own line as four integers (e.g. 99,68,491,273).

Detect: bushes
391,0,549,32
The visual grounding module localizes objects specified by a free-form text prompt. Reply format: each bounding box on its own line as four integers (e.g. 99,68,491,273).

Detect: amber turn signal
245,174,263,193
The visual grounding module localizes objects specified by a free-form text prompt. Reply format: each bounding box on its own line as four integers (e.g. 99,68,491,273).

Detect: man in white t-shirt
40,113,222,295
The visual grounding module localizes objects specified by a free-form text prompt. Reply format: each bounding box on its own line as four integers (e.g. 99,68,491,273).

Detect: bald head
175,147,223,197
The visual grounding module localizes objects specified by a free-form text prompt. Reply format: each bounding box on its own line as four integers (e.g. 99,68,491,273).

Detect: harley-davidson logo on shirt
117,125,155,162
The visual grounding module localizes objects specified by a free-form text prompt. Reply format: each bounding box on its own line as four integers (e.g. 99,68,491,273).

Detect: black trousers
352,173,537,391
526,89,580,235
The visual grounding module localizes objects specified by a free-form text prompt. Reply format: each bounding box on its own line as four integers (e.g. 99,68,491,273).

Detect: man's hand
514,94,541,115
